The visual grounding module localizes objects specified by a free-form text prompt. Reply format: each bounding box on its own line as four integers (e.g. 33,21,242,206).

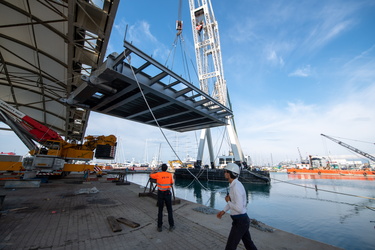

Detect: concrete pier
0,175,341,249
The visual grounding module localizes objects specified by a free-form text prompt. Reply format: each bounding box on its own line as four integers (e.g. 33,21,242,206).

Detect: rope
182,174,375,212
270,176,375,201
161,13,232,170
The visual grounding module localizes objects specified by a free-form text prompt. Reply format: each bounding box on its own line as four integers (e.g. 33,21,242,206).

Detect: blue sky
88,0,375,165
2,0,375,165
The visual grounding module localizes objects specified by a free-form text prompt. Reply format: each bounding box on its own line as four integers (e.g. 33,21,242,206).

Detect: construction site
0,1,362,249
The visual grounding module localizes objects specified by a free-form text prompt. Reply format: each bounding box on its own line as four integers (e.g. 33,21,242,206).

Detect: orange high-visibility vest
150,171,173,191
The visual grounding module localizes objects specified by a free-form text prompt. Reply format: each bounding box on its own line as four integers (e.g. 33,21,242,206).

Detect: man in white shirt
216,163,257,250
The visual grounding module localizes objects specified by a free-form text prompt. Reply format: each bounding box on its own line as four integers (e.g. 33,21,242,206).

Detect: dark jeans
157,190,174,228
225,213,257,250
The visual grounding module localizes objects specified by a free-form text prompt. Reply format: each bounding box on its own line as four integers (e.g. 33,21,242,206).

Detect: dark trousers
157,190,174,228
225,214,257,250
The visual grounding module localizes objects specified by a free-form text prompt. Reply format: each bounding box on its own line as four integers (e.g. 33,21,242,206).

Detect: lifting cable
165,0,191,82
130,0,221,190
327,134,375,145
123,0,230,195
166,0,229,169
165,33,194,84
126,56,210,191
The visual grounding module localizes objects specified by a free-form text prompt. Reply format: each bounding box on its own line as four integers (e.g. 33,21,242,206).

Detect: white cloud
307,20,353,52
233,82,375,165
125,20,157,45
300,3,359,53
3,0,375,168
289,65,312,77
348,44,375,61
267,50,284,67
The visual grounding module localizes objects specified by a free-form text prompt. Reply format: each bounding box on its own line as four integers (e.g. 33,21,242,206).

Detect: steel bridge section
65,40,232,132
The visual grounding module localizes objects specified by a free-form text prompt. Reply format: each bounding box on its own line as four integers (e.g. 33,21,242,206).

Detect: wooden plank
107,216,122,232
0,195,5,210
116,217,140,228
138,192,181,204
172,199,181,205
116,182,130,185
138,192,158,199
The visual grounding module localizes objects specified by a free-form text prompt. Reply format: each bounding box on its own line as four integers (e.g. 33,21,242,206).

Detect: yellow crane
0,99,117,176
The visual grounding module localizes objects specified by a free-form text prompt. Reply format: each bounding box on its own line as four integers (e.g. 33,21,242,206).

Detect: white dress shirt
223,178,247,215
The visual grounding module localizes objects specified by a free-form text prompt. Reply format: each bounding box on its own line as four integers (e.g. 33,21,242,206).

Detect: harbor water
126,172,375,250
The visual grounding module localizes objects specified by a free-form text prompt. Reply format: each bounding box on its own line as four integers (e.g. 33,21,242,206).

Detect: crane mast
189,0,226,105
189,0,245,167
321,134,375,162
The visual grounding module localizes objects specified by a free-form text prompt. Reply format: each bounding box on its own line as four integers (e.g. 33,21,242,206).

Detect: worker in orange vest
150,163,175,232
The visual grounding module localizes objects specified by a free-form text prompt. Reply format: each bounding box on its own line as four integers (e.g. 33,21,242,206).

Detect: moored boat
287,168,375,177
174,168,270,184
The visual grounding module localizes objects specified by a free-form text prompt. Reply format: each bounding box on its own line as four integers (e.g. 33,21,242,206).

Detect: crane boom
297,147,303,162
0,99,62,143
321,134,375,162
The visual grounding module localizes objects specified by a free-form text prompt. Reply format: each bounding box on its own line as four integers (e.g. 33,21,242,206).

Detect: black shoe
169,226,175,232
157,227,162,232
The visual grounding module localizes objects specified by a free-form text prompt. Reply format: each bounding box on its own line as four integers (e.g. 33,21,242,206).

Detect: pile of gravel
250,218,275,233
193,206,217,214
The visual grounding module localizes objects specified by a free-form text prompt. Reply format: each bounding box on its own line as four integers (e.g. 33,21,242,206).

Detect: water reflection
127,172,375,250
242,182,271,196
174,179,271,205
287,173,375,181
174,179,224,206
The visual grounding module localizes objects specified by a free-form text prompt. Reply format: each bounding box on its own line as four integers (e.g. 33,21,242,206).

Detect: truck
0,99,116,177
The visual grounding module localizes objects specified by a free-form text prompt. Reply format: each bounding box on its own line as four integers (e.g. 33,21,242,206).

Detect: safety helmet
224,163,240,175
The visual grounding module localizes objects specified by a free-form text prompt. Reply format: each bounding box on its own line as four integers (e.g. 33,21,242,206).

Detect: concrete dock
0,175,342,250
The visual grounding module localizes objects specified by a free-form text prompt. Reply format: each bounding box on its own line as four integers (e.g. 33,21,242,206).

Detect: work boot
157,227,162,232
169,225,175,232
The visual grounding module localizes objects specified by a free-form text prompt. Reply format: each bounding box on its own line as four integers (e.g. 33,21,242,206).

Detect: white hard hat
224,163,240,175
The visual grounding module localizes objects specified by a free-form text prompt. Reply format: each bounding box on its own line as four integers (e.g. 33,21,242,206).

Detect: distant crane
188,0,245,168
321,134,375,162
297,147,303,163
